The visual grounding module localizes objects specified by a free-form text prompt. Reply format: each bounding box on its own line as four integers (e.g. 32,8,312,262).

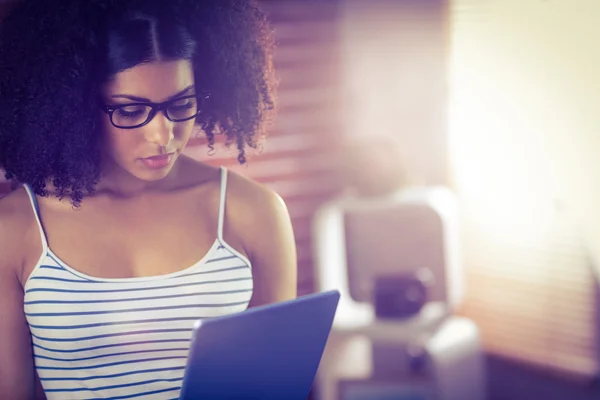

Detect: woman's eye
171,99,193,109
116,106,147,118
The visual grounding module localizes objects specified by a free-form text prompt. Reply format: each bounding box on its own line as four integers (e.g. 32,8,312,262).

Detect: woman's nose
144,112,174,146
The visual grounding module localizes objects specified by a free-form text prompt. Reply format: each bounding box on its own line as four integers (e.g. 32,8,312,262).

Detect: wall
449,0,600,277
449,0,600,387
486,355,600,400
339,0,449,185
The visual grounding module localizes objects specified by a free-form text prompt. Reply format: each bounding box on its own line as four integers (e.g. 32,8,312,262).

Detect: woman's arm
225,172,297,307
246,189,297,307
0,203,40,400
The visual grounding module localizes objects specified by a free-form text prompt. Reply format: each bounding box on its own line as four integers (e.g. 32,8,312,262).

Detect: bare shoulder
178,155,288,219
225,169,290,226
224,169,298,305
0,187,38,284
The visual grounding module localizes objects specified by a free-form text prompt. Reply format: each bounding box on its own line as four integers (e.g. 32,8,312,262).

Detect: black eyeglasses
100,93,210,129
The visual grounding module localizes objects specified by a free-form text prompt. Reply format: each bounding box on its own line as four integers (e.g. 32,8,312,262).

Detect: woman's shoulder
224,168,292,253
217,164,298,305
0,186,40,282
177,156,291,239
178,155,284,211
0,186,34,239
226,169,285,215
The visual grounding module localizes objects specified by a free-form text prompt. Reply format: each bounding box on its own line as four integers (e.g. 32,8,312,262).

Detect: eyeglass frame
100,93,211,129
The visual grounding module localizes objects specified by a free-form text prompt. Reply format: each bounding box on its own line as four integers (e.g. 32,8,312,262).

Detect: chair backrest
312,186,463,328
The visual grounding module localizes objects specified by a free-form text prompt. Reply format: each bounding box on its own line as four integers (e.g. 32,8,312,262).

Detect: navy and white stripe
22,168,253,400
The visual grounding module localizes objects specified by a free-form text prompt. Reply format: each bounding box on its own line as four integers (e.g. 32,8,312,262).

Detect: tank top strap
22,184,49,250
217,166,228,241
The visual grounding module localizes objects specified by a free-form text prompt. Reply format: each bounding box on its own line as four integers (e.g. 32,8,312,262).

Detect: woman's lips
139,153,174,170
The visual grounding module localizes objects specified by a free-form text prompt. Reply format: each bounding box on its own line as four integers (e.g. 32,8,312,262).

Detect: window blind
450,0,600,379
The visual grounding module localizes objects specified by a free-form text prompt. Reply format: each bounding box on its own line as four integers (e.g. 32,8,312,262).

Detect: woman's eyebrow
110,85,195,103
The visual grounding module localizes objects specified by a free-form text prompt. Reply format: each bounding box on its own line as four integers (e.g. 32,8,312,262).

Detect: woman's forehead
102,59,195,102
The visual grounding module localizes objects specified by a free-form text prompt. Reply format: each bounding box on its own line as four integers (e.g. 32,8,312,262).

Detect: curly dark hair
0,0,276,205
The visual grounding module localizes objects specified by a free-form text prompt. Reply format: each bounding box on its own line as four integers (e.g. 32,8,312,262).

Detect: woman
0,0,297,398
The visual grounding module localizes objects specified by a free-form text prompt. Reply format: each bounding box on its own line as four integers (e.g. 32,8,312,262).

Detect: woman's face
100,59,197,182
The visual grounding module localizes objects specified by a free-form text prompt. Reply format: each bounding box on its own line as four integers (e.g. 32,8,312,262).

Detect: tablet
179,290,340,400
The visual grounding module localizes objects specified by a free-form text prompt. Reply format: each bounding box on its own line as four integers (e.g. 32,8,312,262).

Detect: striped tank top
22,167,254,400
